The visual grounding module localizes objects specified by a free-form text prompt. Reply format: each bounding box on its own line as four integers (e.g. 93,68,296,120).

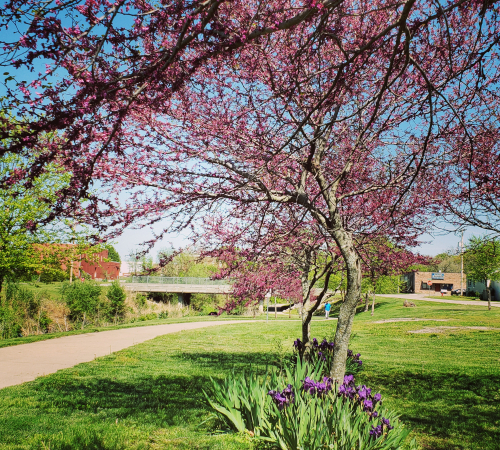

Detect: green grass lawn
19,281,64,297
425,295,486,301
0,299,499,449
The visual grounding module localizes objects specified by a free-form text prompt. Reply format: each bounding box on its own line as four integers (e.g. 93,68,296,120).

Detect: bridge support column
177,293,192,307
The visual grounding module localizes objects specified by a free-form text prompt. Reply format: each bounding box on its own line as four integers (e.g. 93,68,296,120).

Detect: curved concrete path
376,293,500,308
0,320,253,390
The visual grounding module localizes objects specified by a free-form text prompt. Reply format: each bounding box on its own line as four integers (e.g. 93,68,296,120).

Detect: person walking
324,302,331,319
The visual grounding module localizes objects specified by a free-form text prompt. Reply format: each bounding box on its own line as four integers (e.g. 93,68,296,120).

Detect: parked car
451,288,466,296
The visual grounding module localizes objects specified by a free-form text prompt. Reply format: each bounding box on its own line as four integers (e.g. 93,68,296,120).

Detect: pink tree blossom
198,204,342,345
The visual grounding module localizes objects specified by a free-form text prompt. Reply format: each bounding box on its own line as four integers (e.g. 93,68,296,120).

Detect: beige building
402,271,466,294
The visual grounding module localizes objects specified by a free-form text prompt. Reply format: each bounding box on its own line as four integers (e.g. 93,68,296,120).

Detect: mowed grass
0,299,499,450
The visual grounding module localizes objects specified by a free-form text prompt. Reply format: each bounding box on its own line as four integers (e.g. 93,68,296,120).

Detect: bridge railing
130,276,229,285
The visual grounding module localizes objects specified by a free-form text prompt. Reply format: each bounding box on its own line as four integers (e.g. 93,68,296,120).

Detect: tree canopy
464,236,500,284
0,153,71,290
105,244,121,263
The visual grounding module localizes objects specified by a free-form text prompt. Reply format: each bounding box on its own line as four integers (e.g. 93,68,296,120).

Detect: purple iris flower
358,386,369,400
268,385,295,410
343,374,354,385
303,376,332,396
374,393,381,402
370,424,383,438
381,417,393,429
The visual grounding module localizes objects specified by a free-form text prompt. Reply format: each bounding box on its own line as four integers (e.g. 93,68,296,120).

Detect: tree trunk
488,288,491,311
301,317,311,345
299,249,313,347
364,292,369,312
329,229,362,382
0,275,3,294
371,292,375,316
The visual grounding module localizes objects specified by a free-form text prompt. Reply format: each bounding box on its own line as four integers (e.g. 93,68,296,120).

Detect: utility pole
265,290,271,323
69,222,76,283
460,230,464,296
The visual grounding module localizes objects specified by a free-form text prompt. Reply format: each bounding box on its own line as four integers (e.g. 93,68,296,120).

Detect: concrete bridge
124,276,333,308
124,276,232,305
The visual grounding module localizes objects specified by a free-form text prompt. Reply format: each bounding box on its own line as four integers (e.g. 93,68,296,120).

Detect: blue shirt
325,303,331,311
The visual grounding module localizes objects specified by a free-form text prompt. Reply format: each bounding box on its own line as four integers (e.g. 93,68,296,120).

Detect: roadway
376,293,500,308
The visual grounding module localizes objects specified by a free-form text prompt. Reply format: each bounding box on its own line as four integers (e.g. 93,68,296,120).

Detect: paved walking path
376,293,500,308
0,320,254,390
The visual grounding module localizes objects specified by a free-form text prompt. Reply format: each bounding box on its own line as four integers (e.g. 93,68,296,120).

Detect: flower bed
205,356,416,450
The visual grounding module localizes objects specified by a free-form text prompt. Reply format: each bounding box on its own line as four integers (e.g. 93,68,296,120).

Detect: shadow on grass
25,373,214,424
363,371,500,449
7,351,278,425
173,351,278,372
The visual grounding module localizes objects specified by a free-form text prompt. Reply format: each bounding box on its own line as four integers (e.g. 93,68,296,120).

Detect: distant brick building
38,244,121,281
402,271,466,294
77,249,121,280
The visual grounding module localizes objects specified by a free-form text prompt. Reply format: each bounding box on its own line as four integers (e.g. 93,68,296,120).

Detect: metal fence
130,276,229,285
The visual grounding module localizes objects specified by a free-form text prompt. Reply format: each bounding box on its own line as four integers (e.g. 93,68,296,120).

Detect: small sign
427,281,432,286
431,272,445,280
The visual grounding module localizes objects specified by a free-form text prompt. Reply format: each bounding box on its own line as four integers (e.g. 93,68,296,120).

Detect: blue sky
112,219,482,262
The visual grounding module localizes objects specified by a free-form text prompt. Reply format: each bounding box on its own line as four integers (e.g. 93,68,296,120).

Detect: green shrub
0,304,22,338
7,284,41,318
61,280,102,323
374,275,403,295
135,294,147,312
39,268,68,283
190,293,216,311
158,311,168,319
39,310,51,333
0,284,43,338
106,281,126,320
227,304,246,315
200,304,218,315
